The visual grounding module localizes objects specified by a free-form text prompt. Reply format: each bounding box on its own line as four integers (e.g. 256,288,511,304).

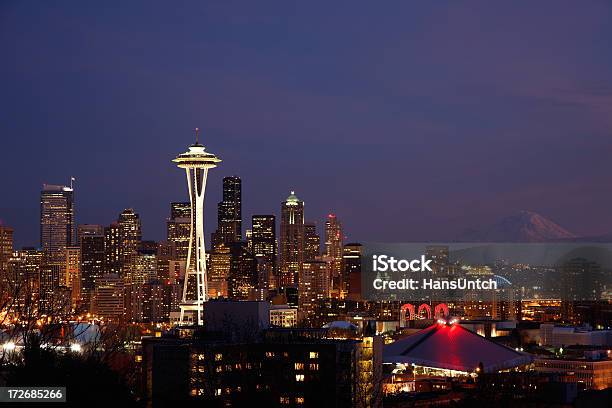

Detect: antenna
195,127,200,145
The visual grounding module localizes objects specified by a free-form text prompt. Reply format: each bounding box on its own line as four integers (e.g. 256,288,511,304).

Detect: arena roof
384,322,532,373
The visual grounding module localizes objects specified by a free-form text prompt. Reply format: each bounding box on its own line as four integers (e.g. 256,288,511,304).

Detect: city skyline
1,4,611,405
3,2,612,248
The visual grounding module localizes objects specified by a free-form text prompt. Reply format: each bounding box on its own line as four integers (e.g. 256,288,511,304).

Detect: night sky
2,1,612,248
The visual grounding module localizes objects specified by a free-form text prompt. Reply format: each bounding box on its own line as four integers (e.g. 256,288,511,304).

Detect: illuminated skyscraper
299,259,330,320
304,223,320,261
212,176,242,248
279,191,304,288
0,224,13,277
40,182,75,265
173,129,221,325
228,242,257,300
80,233,105,309
324,214,344,297
208,244,231,298
104,223,121,275
117,209,142,275
65,246,80,307
343,243,362,301
252,215,276,290
167,202,191,262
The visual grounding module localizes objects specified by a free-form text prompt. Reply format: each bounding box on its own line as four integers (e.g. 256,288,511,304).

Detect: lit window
265,351,275,358
309,363,319,371
295,362,304,370
309,352,318,359
280,396,290,404
215,389,221,396
215,353,223,361
295,374,305,382
296,397,305,404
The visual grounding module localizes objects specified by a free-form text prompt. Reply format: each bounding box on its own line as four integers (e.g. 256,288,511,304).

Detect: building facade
40,183,75,266
279,192,304,289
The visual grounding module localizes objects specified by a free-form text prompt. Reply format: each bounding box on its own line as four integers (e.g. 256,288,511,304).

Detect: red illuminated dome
384,323,531,373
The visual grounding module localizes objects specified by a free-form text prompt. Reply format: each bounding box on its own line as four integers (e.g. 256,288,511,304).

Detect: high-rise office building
173,131,221,325
279,191,304,288
252,215,276,290
117,209,142,275
7,248,43,309
80,234,105,310
304,223,320,261
39,262,64,313
40,183,75,265
156,241,176,283
0,224,14,277
65,246,80,307
92,274,124,320
213,176,242,248
343,243,362,301
104,223,121,275
208,244,231,298
167,202,191,263
324,214,344,297
228,242,257,300
130,248,157,285
299,259,330,320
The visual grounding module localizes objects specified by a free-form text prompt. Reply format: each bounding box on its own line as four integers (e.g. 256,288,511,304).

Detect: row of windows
294,363,319,371
280,396,304,404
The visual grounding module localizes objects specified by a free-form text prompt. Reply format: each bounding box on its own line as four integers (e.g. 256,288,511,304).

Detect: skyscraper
173,130,221,325
104,223,121,275
299,260,330,321
167,202,191,263
92,274,124,320
65,246,80,307
40,183,75,265
304,223,320,261
213,176,242,248
279,191,304,288
117,209,142,276
252,215,276,290
208,244,231,298
0,224,13,277
227,242,257,300
80,233,105,310
343,243,362,301
7,248,43,309
324,214,344,297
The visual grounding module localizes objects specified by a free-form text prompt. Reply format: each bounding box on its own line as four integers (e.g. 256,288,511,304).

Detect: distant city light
70,343,82,353
2,341,16,351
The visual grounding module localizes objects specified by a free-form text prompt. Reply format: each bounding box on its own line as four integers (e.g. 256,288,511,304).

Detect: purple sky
2,1,612,247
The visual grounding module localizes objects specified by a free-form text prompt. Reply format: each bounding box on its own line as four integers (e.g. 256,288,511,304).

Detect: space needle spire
173,128,221,325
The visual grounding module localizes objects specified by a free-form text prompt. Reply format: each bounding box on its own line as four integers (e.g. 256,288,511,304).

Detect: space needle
173,128,221,325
